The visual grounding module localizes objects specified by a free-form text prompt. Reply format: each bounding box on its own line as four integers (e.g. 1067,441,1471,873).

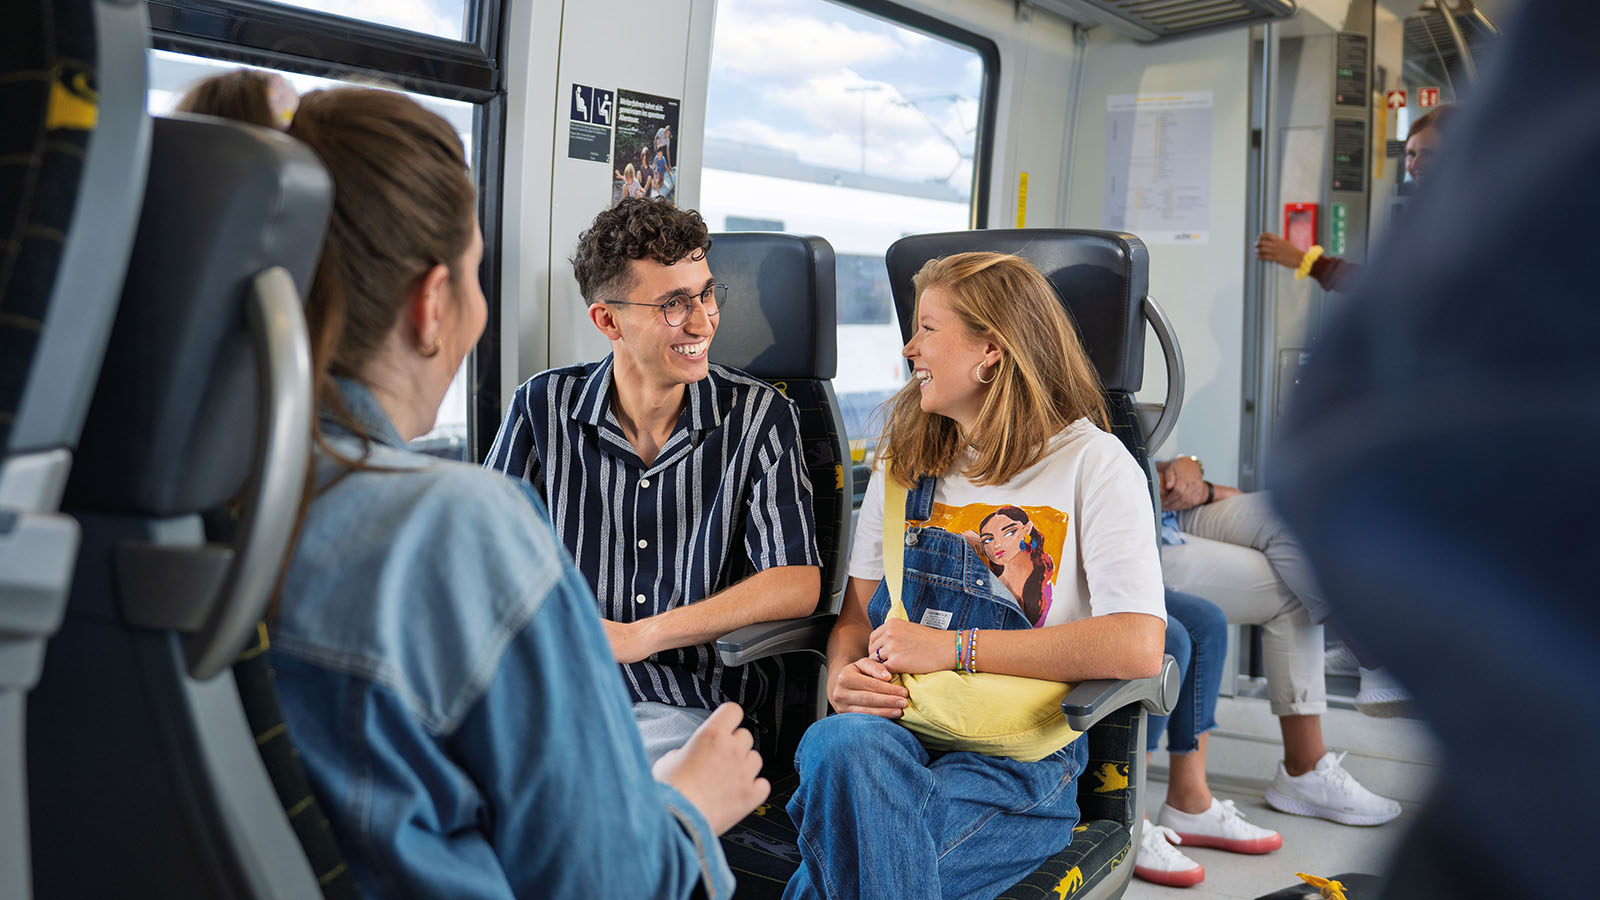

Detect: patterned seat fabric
0,0,96,447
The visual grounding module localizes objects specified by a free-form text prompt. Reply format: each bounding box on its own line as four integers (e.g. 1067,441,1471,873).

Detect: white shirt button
635,594,647,604
637,539,649,549
640,478,651,489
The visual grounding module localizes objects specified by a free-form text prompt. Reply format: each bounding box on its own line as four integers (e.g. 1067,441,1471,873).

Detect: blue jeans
784,476,1089,900
1147,588,1226,753
783,715,1087,900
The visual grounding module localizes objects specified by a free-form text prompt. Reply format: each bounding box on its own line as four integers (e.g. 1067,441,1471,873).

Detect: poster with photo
610,89,680,207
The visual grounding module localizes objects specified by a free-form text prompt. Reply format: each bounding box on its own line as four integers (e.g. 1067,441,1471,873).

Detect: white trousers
1161,492,1327,717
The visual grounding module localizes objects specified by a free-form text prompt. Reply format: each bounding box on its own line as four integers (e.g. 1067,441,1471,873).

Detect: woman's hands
869,619,958,675
826,656,908,718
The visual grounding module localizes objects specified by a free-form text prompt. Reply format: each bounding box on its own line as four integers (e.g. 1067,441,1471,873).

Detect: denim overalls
783,476,1090,900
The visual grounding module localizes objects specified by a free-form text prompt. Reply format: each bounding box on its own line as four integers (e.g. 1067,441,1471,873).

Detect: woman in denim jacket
783,253,1168,900
270,87,768,898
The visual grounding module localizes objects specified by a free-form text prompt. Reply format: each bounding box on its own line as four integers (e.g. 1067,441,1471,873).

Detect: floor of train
1128,687,1438,900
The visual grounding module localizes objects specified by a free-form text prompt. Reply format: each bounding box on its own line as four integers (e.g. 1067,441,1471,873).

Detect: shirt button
635,594,647,604
640,478,651,489
637,539,649,549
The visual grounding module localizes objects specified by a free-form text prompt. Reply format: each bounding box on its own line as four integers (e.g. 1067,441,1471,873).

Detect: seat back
0,1,149,896
706,232,850,604
27,113,334,898
886,229,1161,900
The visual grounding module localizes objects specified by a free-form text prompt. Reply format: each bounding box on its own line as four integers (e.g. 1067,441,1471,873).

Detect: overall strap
883,474,910,622
906,474,936,522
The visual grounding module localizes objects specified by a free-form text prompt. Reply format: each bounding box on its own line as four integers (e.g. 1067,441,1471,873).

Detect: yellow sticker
47,70,98,131
1016,171,1029,228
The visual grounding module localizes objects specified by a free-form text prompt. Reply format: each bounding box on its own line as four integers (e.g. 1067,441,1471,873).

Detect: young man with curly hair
486,198,821,760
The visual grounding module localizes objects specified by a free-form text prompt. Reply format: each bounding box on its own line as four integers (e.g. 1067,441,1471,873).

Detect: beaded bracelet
955,629,966,672
968,628,980,674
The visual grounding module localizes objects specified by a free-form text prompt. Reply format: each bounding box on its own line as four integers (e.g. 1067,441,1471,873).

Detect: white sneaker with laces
1265,751,1402,826
1158,798,1283,854
1354,666,1413,718
1133,821,1205,888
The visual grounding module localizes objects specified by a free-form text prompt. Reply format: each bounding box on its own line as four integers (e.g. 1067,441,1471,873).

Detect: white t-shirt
849,419,1165,628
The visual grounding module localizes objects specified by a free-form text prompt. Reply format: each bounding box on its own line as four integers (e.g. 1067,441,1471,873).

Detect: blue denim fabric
785,476,1088,900
1160,510,1188,545
1146,589,1226,754
272,378,733,899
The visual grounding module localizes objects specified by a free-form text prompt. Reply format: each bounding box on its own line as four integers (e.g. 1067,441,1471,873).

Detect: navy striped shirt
484,354,820,720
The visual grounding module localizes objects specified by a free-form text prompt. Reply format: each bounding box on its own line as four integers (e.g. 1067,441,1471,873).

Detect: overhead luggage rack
1030,0,1297,42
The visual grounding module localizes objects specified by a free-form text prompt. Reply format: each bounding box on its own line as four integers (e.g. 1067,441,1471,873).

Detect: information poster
1334,33,1369,107
611,89,680,207
567,83,613,163
1104,91,1212,245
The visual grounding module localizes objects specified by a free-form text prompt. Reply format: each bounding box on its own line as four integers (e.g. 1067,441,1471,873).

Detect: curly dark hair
570,198,711,302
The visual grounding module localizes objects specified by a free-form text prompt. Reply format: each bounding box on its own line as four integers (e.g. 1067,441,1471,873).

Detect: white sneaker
1323,642,1360,677
1158,798,1283,854
1133,821,1205,888
1265,751,1402,826
1354,667,1413,718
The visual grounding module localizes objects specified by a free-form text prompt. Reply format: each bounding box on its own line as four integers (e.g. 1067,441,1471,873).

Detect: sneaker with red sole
1134,821,1206,888
1157,798,1283,854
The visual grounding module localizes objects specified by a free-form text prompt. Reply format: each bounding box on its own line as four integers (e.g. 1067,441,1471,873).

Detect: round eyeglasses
607,282,729,327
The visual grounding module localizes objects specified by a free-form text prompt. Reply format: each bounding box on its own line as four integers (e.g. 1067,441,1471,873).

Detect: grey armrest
1061,654,1179,731
715,613,836,666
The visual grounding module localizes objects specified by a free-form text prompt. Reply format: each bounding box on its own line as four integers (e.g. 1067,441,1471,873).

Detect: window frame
148,0,510,463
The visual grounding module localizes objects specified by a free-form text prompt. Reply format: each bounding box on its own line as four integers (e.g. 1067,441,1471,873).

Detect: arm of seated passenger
1158,456,1242,511
604,565,821,664
604,399,824,663
451,565,737,899
482,385,543,488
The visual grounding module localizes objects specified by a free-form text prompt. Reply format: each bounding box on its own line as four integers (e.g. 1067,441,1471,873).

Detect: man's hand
826,657,909,717
869,619,959,675
1255,232,1306,269
652,703,769,835
1160,455,1209,511
601,619,659,664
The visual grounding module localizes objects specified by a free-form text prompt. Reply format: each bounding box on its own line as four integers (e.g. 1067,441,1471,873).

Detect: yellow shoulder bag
883,474,1082,762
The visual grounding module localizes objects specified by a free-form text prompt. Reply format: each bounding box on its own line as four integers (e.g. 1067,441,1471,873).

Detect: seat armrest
1060,654,1179,731
715,613,836,666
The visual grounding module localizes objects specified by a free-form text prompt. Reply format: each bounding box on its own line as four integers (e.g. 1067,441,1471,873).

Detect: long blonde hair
881,252,1107,487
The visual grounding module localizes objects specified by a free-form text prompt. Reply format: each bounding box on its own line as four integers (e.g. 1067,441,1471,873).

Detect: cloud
712,9,907,78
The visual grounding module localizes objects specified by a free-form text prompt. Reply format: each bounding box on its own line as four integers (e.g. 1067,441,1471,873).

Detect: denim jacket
271,378,734,899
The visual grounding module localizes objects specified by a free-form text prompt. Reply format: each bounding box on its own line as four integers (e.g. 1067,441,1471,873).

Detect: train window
147,50,481,459
701,0,994,483
250,0,473,41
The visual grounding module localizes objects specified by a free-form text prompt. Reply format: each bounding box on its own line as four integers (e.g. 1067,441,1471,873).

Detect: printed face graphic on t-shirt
918,501,1069,627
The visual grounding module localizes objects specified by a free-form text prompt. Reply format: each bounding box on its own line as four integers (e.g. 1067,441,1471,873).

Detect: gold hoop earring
974,362,996,384
419,336,441,358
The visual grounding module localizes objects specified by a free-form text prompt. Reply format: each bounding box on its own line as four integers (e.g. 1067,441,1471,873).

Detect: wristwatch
1204,480,1216,504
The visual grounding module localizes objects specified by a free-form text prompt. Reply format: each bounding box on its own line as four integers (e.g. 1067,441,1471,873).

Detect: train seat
25,111,348,898
715,228,1180,900
705,231,851,764
887,228,1181,900
0,1,149,896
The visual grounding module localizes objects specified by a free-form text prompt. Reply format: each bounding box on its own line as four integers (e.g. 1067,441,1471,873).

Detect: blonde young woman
782,252,1168,900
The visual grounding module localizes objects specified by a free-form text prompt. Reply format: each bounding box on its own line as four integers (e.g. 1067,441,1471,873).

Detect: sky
706,0,984,198
268,0,468,39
